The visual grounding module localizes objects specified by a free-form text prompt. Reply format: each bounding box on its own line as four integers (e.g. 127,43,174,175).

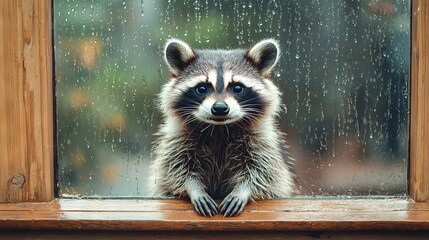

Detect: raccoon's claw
191,194,218,217
219,194,248,217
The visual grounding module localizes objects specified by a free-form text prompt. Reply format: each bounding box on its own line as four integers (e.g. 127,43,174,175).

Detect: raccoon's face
160,39,281,126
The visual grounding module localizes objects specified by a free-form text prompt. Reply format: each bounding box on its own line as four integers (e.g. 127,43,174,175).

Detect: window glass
54,0,410,197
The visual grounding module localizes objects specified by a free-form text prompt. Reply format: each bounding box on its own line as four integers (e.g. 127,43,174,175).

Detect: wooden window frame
1,0,428,235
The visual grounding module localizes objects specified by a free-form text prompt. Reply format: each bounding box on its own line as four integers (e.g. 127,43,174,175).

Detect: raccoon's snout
211,101,230,116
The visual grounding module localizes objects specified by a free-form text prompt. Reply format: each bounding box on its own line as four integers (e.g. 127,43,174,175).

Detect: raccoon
148,39,295,217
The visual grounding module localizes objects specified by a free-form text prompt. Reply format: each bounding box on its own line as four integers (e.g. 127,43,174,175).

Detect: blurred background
54,0,410,197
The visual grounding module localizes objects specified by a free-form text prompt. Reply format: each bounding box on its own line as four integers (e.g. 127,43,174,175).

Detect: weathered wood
4,198,429,212
410,0,429,202
1,199,429,231
2,230,429,240
0,0,54,202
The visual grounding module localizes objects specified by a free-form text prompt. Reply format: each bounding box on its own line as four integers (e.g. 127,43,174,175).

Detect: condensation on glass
54,0,410,197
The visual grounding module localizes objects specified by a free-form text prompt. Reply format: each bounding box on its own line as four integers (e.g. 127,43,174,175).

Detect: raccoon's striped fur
148,39,295,217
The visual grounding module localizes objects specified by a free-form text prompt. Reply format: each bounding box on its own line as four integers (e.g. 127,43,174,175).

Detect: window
0,0,428,235
55,0,409,197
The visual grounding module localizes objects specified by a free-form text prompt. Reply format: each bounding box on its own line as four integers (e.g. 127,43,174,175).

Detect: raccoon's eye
232,83,245,94
195,84,208,95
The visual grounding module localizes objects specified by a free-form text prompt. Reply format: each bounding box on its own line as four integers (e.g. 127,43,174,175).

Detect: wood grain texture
410,0,429,202
1,199,429,231
0,0,54,202
2,230,429,240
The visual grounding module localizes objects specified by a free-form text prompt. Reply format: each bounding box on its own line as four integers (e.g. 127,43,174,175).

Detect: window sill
1,198,429,231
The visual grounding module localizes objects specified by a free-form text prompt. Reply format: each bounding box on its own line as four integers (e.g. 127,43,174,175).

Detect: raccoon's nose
211,101,230,116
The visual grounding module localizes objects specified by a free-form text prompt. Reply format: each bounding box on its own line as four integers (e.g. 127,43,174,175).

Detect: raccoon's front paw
191,194,218,217
219,193,248,217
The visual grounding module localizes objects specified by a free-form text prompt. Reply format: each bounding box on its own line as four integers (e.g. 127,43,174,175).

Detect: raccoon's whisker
176,111,195,118
210,125,215,137
242,115,259,129
242,113,257,120
241,107,263,115
242,111,261,117
182,116,197,126
178,114,191,121
186,117,197,124
200,124,211,133
180,99,206,107
177,108,197,112
243,113,259,119
241,104,263,108
239,96,262,105
179,112,193,119
182,118,196,125
177,110,194,115
200,124,213,146
224,125,230,139
180,116,199,125
178,105,198,109
240,96,260,102
243,108,261,114
177,108,198,113
179,112,199,126
181,114,192,122
240,116,252,124
244,114,259,121
241,105,262,110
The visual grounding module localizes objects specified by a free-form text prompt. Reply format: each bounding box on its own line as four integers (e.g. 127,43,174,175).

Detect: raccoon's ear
164,39,196,77
246,39,280,77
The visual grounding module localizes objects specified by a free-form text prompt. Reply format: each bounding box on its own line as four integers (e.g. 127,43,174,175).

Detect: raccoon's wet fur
148,39,295,217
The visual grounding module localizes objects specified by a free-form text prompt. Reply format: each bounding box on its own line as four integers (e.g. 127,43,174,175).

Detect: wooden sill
1,198,429,231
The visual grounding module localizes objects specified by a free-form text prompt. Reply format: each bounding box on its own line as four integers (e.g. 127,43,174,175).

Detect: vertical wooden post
0,0,54,202
410,0,429,202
